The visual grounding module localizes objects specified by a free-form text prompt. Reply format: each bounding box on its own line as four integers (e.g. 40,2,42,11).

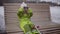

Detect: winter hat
20,2,28,8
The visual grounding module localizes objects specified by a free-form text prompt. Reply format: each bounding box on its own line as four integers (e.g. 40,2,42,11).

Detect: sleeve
28,21,35,29
17,8,23,18
28,8,33,18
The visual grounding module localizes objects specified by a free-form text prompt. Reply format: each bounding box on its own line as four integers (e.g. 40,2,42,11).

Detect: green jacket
17,7,40,34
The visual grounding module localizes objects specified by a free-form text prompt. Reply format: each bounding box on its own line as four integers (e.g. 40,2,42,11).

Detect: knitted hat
21,2,28,8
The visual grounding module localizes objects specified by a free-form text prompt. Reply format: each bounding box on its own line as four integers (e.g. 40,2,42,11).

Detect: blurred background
0,0,60,34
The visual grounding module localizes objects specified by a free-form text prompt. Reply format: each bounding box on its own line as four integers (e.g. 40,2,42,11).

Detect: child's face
24,7,28,11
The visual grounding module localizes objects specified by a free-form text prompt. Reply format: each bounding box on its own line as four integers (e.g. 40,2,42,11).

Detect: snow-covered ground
40,0,60,4
0,6,5,33
27,0,60,4
50,6,60,24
